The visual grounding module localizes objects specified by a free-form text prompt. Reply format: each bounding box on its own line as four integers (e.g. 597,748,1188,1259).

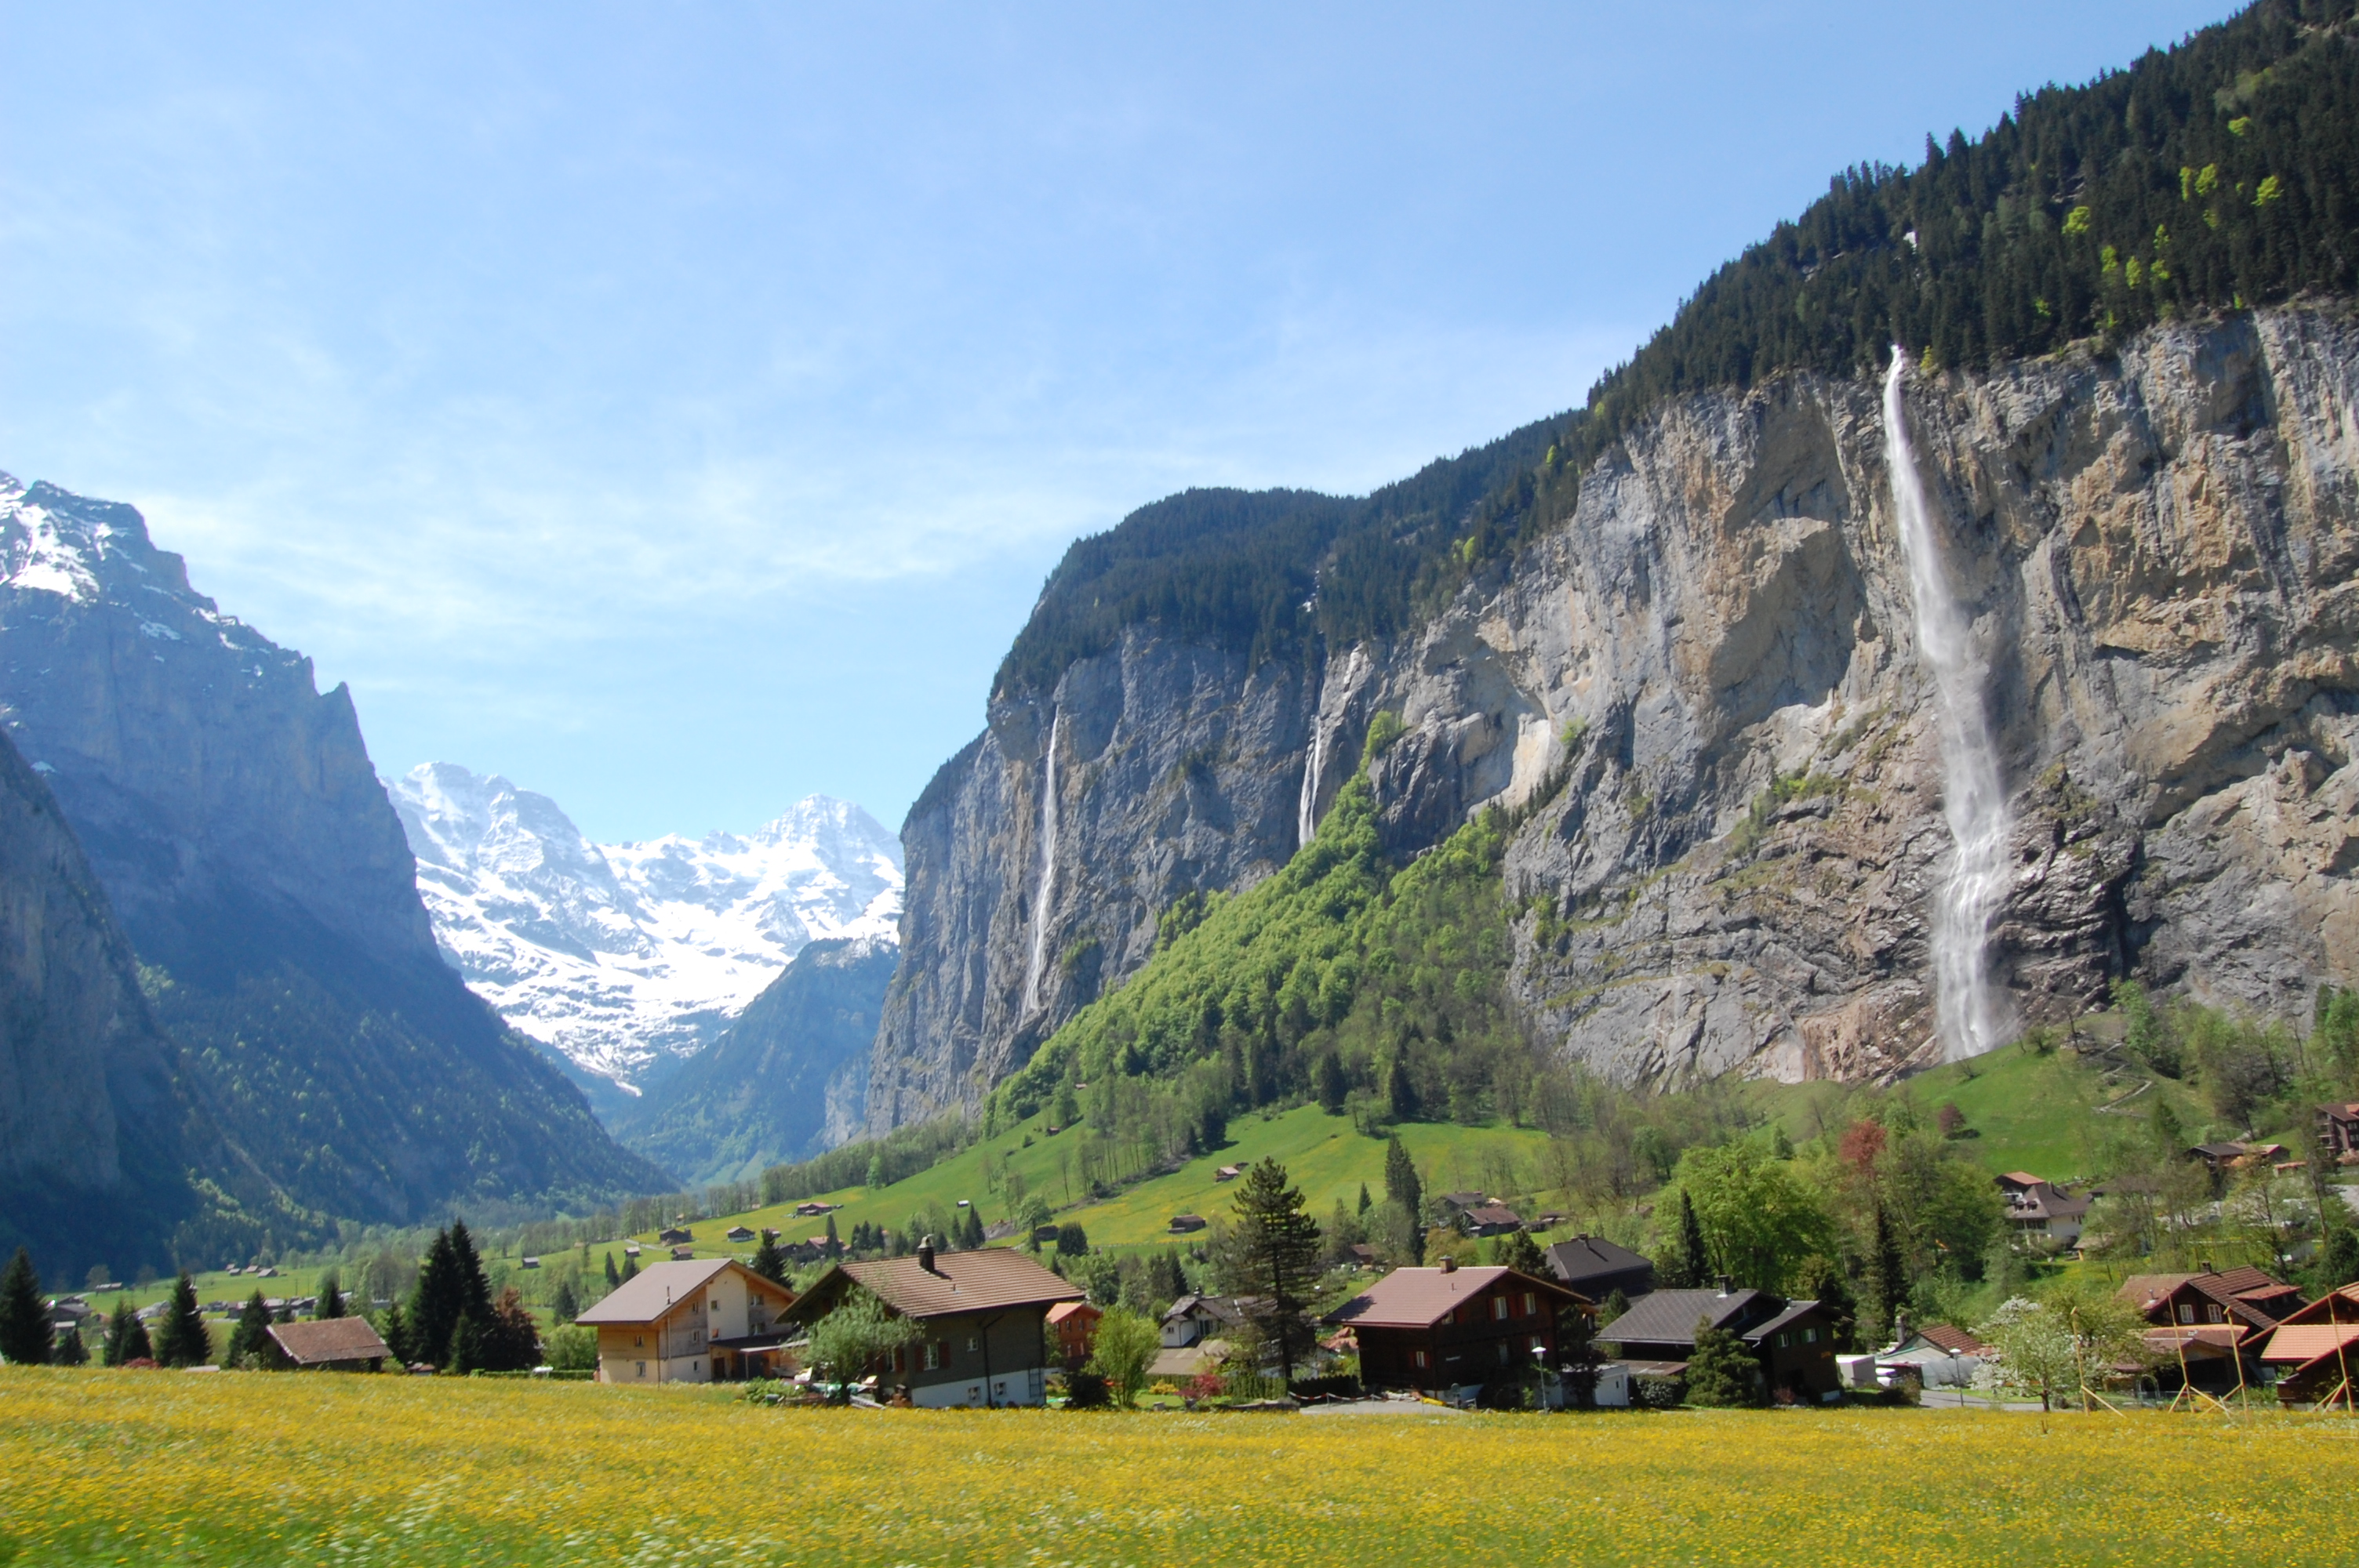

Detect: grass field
3,1368,2353,1566
649,1102,1549,1262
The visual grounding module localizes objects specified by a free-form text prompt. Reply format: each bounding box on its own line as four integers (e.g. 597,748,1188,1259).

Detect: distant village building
725,1226,757,1243
1455,1203,1525,1238
1160,1294,1250,1349
1542,1236,1656,1301
789,1243,1081,1408
1325,1260,1587,1398
1046,1301,1101,1369
1995,1172,2092,1246
2318,1103,2359,1167
266,1318,394,1372
1166,1214,1207,1234
577,1258,798,1385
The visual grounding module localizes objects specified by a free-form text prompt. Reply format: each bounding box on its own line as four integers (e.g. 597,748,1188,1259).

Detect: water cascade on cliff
1883,350,2012,1058
1023,708,1065,1015
1296,720,1327,848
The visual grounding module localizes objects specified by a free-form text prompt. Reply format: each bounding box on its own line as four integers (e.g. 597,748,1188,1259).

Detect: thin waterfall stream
1883,350,2012,1058
1023,708,1064,1015
1297,719,1327,848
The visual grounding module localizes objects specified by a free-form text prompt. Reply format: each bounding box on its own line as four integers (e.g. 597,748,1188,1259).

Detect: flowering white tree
1976,1290,2148,1412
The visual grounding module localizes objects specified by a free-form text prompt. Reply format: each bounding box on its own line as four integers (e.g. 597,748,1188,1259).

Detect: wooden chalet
1046,1300,1101,1369
1325,1259,1587,1396
788,1241,1081,1407
1598,1285,1841,1400
576,1258,798,1385
2319,1103,2359,1167
1542,1236,1656,1301
2260,1284,2359,1405
2119,1265,2306,1390
1995,1172,2092,1246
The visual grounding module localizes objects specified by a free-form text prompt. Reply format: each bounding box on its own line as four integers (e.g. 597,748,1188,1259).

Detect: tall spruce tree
1229,1157,1322,1381
823,1215,842,1259
1498,1229,1549,1278
0,1247,48,1365
1383,1134,1424,1265
1356,1183,1372,1216
621,1251,638,1283
50,1323,89,1366
225,1289,275,1368
409,1228,466,1367
749,1230,787,1286
151,1273,211,1368
314,1269,346,1319
604,1251,621,1290
447,1221,493,1327
1386,1058,1419,1123
376,1301,414,1367
1867,1204,1909,1346
1658,1190,1710,1290
102,1296,151,1366
550,1278,580,1323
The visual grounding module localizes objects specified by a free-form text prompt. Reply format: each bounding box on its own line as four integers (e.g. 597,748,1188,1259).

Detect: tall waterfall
1297,720,1327,848
1023,708,1064,1015
1883,351,2012,1058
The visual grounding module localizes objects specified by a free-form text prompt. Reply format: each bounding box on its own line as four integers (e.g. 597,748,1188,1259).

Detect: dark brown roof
1542,1236,1654,1287
1325,1266,1584,1330
838,1247,1083,1319
266,1317,391,1365
1739,1300,1826,1345
1594,1287,1767,1348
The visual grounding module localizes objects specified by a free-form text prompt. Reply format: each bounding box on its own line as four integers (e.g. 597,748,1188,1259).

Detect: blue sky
2,2,2231,843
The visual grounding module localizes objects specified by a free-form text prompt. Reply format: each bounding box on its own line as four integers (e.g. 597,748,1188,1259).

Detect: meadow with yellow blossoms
2,1370,2353,1566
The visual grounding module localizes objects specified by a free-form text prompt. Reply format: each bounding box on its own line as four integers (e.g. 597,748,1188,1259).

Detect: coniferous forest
998,0,2359,700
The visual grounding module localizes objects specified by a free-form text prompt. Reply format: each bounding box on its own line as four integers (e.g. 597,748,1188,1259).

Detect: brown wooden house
2118,1265,2306,1390
2260,1284,2359,1404
265,1317,392,1372
1597,1286,1842,1400
788,1242,1082,1407
1325,1259,1587,1396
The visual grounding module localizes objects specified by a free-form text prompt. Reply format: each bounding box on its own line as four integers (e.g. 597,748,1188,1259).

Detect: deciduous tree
1085,1307,1161,1407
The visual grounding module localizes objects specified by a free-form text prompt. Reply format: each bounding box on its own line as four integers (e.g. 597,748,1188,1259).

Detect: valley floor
4,1368,2350,1565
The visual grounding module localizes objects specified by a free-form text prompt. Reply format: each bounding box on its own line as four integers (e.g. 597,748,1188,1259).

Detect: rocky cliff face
871,305,2359,1123
0,474,668,1221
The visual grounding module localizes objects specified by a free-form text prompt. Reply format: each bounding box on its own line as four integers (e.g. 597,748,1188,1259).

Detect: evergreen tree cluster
983,2,2359,711
390,1220,540,1374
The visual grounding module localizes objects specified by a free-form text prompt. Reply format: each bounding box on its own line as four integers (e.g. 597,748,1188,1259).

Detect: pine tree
151,1273,211,1368
0,1247,48,1365
823,1214,841,1258
1868,1204,1909,1346
376,1301,413,1367
1150,1248,1188,1307
1314,1052,1347,1115
621,1252,638,1283
1357,1182,1372,1216
1383,1134,1425,1266
224,1289,274,1368
604,1251,620,1291
409,1229,464,1367
447,1221,493,1327
550,1278,580,1323
960,1206,986,1250
314,1269,345,1319
1685,1318,1757,1408
1498,1229,1548,1277
1658,1190,1709,1290
1601,1288,1630,1328
1387,1058,1419,1123
1230,1157,1322,1381
102,1297,151,1366
50,1323,89,1366
449,1315,482,1376
749,1230,787,1286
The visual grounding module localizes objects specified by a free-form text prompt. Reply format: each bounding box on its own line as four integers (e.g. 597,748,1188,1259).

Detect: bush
1288,1375,1362,1401
1064,1371,1111,1409
1633,1374,1686,1410
543,1323,598,1374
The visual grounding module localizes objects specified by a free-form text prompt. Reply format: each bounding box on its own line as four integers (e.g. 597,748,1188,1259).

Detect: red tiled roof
2261,1323,2359,1364
1326,1266,1583,1330
1917,1324,1986,1356
1045,1301,1100,1326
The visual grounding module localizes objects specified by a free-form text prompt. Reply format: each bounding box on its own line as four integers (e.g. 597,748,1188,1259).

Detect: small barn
266,1318,393,1372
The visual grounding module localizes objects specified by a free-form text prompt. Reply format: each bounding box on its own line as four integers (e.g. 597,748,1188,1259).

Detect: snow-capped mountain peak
387,763,901,1091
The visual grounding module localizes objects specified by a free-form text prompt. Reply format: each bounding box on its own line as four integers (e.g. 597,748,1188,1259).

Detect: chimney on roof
918,1238,939,1274
1717,1275,1732,1296
1438,1256,1457,1273
2198,1260,2215,1275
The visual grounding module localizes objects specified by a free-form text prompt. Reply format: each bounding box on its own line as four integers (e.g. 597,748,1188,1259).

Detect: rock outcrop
871,306,2359,1122
0,474,669,1221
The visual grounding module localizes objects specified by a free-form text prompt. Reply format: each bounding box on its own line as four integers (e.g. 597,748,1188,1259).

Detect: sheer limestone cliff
869,306,2359,1128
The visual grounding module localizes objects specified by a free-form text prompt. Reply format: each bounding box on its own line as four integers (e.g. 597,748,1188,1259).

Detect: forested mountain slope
867,1,2359,1134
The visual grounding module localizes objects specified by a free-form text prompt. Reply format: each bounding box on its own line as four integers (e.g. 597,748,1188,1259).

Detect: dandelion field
3,1370,2352,1566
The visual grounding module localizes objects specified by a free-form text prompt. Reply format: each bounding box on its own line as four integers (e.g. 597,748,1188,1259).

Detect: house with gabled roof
265,1317,393,1372
1542,1236,1656,1301
1995,1172,2092,1246
1598,1284,1841,1400
787,1241,1081,1408
577,1258,798,1385
1325,1258,1587,1397
2118,1265,2306,1389
2260,1283,2359,1404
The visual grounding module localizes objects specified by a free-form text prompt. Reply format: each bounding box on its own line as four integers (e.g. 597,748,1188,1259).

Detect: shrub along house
1598,1285,1841,1402
1325,1258,1587,1398
576,1258,798,1385
790,1242,1082,1408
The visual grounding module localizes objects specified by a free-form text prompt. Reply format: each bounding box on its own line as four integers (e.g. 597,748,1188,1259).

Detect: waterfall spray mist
1883,350,2012,1058
1023,709,1064,1015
